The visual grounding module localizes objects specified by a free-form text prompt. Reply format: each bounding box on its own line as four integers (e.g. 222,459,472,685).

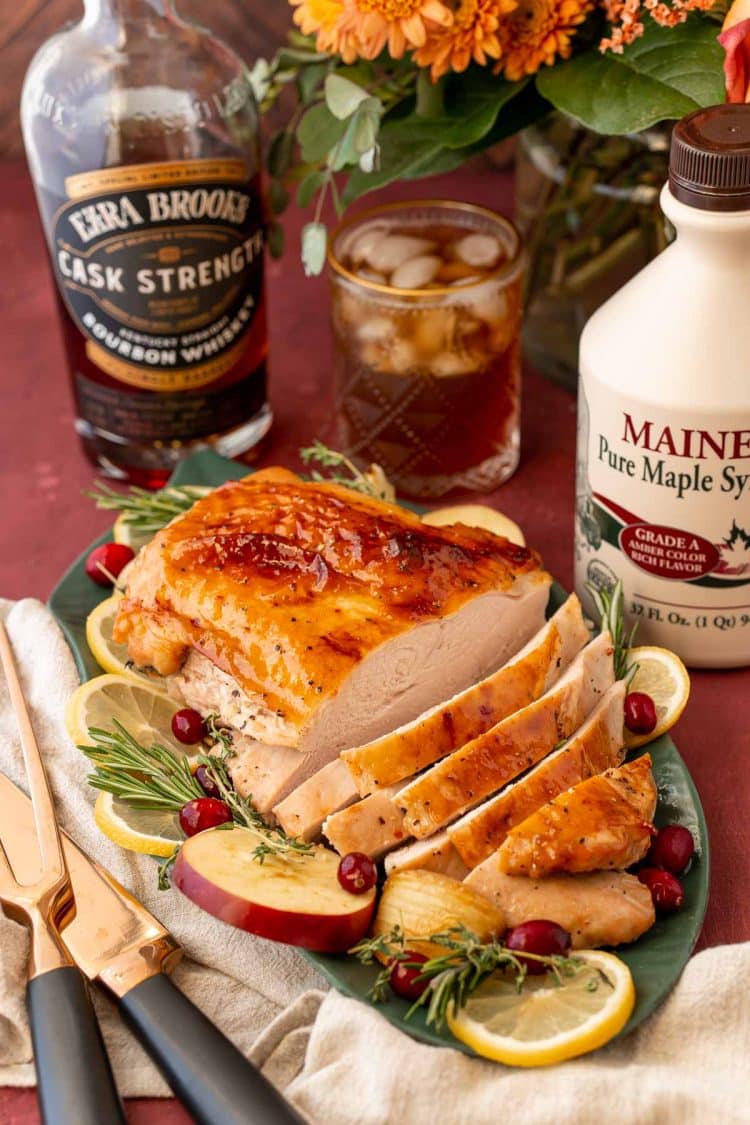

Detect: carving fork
0,620,125,1124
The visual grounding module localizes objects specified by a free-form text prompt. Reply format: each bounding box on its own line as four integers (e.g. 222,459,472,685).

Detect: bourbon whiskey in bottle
21,0,271,486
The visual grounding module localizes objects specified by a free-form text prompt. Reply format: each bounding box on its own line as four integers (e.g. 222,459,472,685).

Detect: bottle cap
670,104,750,211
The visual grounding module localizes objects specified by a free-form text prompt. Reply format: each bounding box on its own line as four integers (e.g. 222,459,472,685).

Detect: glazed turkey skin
114,468,551,759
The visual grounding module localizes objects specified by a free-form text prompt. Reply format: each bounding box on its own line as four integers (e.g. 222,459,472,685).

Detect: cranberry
637,867,685,911
505,920,572,973
337,852,378,895
85,542,135,587
194,764,222,799
624,692,658,735
647,824,695,875
390,952,429,1001
179,797,232,837
171,708,207,745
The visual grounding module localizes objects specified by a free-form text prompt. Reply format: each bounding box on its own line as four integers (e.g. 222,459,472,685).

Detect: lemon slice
624,645,691,749
65,674,188,756
422,504,525,546
85,596,162,682
113,514,153,554
447,950,634,1067
94,790,183,857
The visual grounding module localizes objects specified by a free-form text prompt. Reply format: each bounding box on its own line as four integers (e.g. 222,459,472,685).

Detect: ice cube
452,233,502,270
413,307,458,356
437,260,482,285
362,338,418,376
390,254,442,290
357,316,393,343
431,351,479,377
356,268,387,284
348,224,389,265
366,235,437,274
472,288,510,324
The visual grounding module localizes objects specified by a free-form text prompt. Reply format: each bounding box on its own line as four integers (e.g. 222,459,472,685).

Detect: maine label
575,374,750,662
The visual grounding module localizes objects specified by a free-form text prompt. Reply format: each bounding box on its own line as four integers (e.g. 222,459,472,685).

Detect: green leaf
267,179,289,215
275,46,331,68
329,99,384,170
297,169,327,209
403,83,550,180
301,221,328,276
325,73,369,119
266,131,295,177
353,103,382,154
536,18,725,134
297,103,348,163
298,61,329,104
343,70,528,203
267,222,285,259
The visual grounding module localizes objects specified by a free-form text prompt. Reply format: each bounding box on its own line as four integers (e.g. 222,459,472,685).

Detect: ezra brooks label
52,159,264,392
575,377,750,660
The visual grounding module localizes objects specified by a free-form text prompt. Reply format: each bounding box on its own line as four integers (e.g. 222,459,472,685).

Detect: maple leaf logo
716,520,750,575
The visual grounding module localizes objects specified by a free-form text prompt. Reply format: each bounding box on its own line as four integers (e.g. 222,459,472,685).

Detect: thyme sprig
350,925,589,1030
195,751,314,864
205,713,234,757
586,578,638,682
300,440,396,502
80,721,314,865
85,483,209,533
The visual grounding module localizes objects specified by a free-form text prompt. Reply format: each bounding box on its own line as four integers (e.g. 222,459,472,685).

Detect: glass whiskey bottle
21,0,271,486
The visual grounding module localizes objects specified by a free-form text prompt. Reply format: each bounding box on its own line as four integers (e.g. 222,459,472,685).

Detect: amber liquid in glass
331,212,522,499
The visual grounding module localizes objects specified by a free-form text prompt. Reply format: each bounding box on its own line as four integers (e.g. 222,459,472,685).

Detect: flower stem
415,70,445,118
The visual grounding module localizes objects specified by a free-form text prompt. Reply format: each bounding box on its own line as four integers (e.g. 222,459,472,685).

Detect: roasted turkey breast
115,468,551,792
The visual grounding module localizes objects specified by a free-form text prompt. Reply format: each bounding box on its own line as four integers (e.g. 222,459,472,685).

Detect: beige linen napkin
1,597,749,1123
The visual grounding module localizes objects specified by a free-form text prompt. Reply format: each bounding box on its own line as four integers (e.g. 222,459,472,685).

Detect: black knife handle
119,973,304,1125
27,966,125,1125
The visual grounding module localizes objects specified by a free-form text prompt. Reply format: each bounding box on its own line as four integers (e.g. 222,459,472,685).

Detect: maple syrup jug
575,104,750,668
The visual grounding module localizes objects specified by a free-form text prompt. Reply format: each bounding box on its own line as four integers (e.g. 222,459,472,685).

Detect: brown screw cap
670,103,750,211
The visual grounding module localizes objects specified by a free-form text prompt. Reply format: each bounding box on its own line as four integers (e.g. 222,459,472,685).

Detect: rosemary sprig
81,721,313,865
81,721,204,809
85,483,208,533
585,578,638,682
350,925,589,1030
300,440,396,502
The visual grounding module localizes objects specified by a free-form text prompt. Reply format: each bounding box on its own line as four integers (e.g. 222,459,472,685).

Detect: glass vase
515,114,673,391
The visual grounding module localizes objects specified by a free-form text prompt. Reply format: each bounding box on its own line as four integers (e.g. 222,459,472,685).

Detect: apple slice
173,827,376,952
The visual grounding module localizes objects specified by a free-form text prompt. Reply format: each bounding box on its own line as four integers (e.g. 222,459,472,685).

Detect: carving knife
0,772,304,1125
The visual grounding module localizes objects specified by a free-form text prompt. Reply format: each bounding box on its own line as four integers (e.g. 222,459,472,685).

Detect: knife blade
0,771,182,987
1,772,304,1125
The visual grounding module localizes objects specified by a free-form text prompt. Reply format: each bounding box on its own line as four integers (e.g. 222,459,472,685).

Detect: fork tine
0,833,21,896
0,621,65,880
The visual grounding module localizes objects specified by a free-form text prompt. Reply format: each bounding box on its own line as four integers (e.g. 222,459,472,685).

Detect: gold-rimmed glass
328,200,524,499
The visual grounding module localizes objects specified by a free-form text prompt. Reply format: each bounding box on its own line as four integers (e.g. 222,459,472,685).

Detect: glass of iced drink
328,200,523,498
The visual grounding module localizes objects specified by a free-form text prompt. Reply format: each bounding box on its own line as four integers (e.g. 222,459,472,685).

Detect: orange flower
290,0,363,60
291,0,343,37
339,0,454,60
414,0,516,79
720,0,750,102
496,0,592,80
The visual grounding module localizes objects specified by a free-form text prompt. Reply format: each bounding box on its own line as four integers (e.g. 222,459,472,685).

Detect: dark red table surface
1,159,749,1124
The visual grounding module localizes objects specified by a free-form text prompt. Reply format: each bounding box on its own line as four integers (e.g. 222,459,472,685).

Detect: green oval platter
49,449,710,1058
